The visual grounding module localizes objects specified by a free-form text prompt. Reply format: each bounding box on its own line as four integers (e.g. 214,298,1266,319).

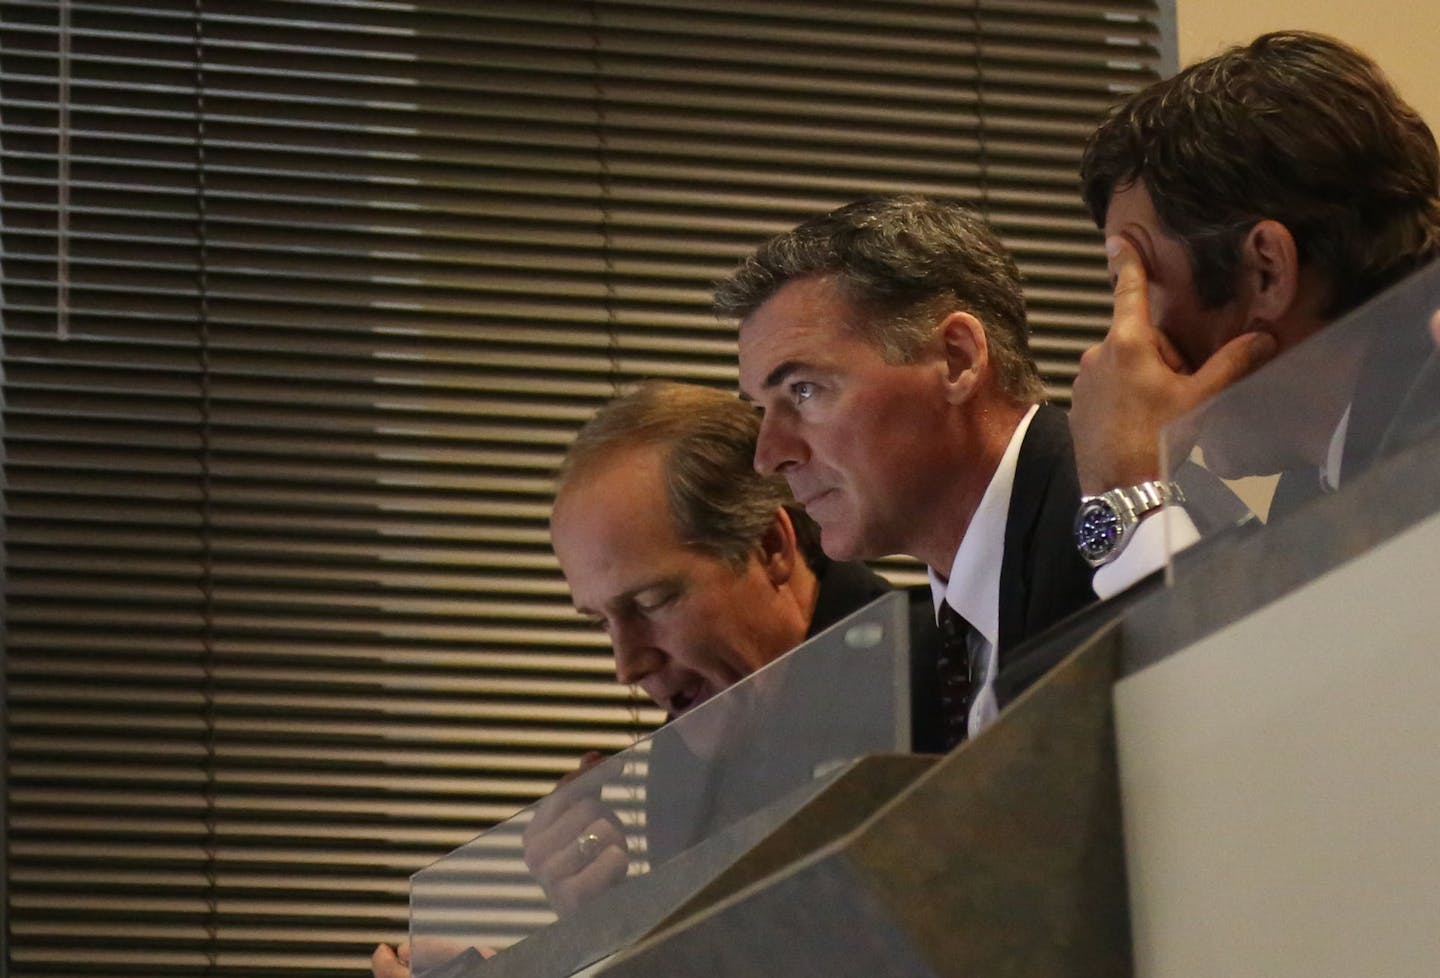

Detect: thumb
557,750,608,787
1190,330,1278,401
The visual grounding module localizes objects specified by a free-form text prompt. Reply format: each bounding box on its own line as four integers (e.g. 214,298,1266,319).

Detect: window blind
0,2,1171,975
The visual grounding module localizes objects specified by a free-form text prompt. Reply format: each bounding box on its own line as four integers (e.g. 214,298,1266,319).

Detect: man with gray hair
722,194,1095,747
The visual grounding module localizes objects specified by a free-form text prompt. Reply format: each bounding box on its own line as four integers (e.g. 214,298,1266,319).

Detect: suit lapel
997,405,1065,657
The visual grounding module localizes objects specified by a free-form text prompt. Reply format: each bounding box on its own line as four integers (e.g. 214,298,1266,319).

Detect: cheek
652,603,730,675
821,402,896,477
1145,285,1197,360
1146,279,1187,340
844,401,931,481
1146,281,1166,323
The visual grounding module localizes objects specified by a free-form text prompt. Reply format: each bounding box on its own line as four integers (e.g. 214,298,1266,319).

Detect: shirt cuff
1093,505,1202,600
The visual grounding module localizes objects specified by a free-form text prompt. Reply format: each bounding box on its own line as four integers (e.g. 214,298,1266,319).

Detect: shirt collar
1322,404,1351,492
927,404,1039,648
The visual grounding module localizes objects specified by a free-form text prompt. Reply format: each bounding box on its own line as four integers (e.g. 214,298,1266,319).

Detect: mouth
665,683,715,720
797,487,836,510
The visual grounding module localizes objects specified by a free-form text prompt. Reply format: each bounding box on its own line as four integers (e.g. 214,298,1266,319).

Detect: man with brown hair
550,380,903,723
1068,30,1440,595
373,380,934,977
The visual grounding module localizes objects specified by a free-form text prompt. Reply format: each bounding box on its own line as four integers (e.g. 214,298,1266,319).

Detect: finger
523,796,616,872
1105,235,1155,341
525,799,609,875
371,943,411,978
525,754,608,839
550,842,630,916
1153,324,1191,375
526,779,597,840
534,814,627,883
1189,330,1279,402
534,817,624,892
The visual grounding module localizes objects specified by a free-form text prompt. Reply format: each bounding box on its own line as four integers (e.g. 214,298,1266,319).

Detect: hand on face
1069,236,1278,494
521,751,630,917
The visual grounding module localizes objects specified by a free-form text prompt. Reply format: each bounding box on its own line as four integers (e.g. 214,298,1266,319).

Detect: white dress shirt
927,404,1039,738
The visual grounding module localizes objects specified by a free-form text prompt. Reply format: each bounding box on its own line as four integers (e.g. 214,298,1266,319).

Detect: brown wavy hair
1081,30,1440,318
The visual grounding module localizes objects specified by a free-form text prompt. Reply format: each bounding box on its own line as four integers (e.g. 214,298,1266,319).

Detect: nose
610,618,664,686
753,410,806,475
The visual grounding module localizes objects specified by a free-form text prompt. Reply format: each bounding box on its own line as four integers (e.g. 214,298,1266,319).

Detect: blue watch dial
1076,500,1121,563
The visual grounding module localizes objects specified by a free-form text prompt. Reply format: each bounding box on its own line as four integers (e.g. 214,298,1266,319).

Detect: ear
936,310,988,405
1239,220,1301,327
758,505,799,586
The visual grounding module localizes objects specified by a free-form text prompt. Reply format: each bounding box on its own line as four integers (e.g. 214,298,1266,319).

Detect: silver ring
576,831,604,862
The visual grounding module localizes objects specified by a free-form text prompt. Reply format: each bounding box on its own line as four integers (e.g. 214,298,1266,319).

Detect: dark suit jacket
928,404,1097,731
1344,315,1440,480
1269,306,1440,517
995,404,1098,668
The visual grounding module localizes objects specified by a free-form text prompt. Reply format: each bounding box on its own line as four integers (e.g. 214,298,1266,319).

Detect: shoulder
807,559,894,636
1018,403,1075,460
1009,403,1082,516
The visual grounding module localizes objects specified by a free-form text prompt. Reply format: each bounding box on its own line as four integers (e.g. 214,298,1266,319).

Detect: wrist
1079,453,1163,496
1074,480,1185,568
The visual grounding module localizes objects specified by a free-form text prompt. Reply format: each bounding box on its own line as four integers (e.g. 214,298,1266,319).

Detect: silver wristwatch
1074,481,1185,568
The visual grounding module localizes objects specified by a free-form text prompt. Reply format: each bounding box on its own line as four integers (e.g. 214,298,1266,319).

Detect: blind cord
588,1,646,746
56,0,71,340
589,0,621,400
973,0,991,222
192,2,220,973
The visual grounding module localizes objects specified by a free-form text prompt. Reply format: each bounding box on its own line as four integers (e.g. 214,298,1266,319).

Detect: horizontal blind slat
2,2,1164,974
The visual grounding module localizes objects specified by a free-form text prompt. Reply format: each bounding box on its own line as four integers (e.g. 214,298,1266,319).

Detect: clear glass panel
409,590,912,978
1160,259,1440,577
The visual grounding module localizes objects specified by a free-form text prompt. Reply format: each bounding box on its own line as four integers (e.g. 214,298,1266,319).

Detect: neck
790,557,822,631
917,398,1030,576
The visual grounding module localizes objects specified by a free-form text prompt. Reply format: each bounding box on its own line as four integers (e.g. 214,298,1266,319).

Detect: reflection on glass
1160,259,1440,572
410,590,912,978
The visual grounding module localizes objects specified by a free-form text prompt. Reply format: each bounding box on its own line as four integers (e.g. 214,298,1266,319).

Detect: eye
634,589,678,615
790,380,816,405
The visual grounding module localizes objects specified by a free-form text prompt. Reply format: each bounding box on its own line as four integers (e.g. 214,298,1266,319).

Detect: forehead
551,446,701,601
1103,179,1162,233
736,275,878,391
1103,179,1197,282
553,444,673,554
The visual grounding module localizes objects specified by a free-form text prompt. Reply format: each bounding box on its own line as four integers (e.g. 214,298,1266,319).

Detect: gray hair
714,194,1044,402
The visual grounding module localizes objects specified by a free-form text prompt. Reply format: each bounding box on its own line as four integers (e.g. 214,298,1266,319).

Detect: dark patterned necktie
936,602,974,750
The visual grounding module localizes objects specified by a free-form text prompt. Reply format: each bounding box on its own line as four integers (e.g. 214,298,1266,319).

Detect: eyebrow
746,359,805,398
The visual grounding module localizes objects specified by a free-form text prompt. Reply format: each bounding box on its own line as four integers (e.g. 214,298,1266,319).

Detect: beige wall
1175,0,1438,131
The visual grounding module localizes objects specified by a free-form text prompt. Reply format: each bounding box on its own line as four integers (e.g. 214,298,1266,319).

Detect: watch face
1075,499,1122,564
